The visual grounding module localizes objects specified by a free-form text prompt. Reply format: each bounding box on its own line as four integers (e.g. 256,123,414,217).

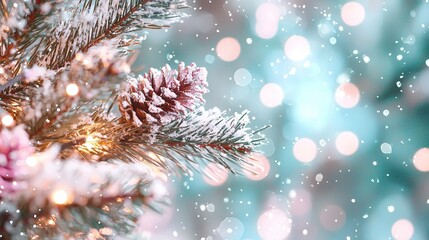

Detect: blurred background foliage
135,0,429,239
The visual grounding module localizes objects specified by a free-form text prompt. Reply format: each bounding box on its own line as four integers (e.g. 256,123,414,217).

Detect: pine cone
0,125,34,196
118,62,208,126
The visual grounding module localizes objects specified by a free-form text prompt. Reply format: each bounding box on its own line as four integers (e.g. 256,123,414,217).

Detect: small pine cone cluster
118,62,208,126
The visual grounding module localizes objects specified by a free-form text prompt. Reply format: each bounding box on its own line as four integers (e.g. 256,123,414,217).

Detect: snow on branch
0,0,188,82
0,126,167,239
35,105,267,175
154,107,269,174
37,0,188,70
0,1,268,237
0,0,61,82
0,42,130,137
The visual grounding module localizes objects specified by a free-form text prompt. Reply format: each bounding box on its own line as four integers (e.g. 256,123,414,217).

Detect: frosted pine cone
0,125,34,196
118,62,208,126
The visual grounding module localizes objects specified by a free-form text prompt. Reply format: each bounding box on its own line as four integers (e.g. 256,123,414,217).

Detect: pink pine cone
0,125,34,196
118,62,208,126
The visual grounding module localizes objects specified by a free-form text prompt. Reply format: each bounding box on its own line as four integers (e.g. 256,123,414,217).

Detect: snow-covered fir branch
37,0,188,70
0,0,267,238
0,1,65,82
1,0,187,83
0,126,167,239
34,104,267,175
0,41,130,137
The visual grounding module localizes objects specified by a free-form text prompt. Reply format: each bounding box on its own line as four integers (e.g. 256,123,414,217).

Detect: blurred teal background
136,0,429,239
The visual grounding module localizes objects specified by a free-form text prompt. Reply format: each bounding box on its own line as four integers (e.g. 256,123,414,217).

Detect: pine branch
35,105,268,175
0,0,59,82
1,145,167,239
0,0,8,19
0,1,268,238
0,42,130,137
35,0,188,70
1,0,187,85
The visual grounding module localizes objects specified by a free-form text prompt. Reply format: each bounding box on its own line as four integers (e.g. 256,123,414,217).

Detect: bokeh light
218,217,244,240
50,189,73,205
216,37,241,62
289,188,312,216
335,131,359,156
243,153,270,181
284,35,310,62
341,1,366,26
413,148,429,172
255,3,280,23
257,208,292,240
319,205,346,231
255,22,278,39
380,143,392,154
25,155,39,167
391,219,414,240
260,83,284,108
335,82,360,108
1,115,14,127
203,163,228,186
66,83,79,97
293,138,318,163
234,68,252,86
255,3,280,39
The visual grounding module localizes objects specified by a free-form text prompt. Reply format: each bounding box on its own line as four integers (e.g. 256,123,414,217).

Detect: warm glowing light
335,131,359,156
335,82,360,108
216,37,241,62
51,189,72,205
284,35,311,62
66,83,79,96
341,1,366,26
257,208,292,240
320,205,346,231
413,148,429,172
293,138,317,163
391,219,414,240
1,115,14,127
83,134,99,151
25,156,39,167
243,154,270,181
203,163,228,186
260,83,284,108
